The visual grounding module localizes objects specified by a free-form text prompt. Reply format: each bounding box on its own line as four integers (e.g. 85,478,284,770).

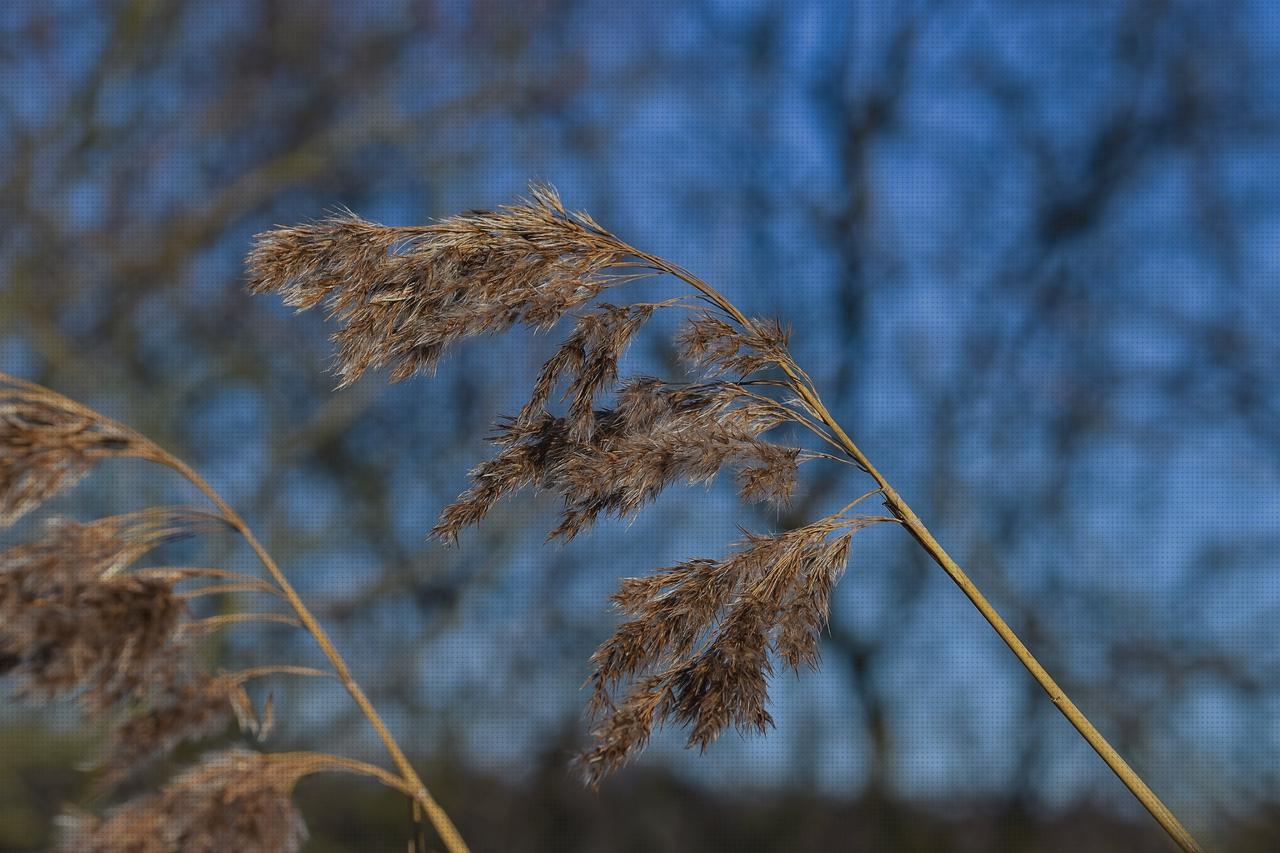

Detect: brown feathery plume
0,571,186,712
575,514,871,785
433,378,814,543
0,373,471,853
94,675,248,791
677,310,795,379
0,511,220,711
93,667,316,792
0,378,139,527
57,749,308,853
247,185,655,386
0,509,224,583
515,300,676,440
249,185,1203,853
58,748,421,853
94,664,330,790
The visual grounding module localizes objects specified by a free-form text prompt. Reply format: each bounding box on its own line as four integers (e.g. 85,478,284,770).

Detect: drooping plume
56,749,312,853
574,514,875,786
0,378,139,527
0,511,220,712
95,671,271,791
250,184,872,792
677,311,794,379
433,378,812,543
2,375,471,851
247,185,653,385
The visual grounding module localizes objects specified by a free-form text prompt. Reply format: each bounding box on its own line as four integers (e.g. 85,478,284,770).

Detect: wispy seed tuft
247,185,652,386
57,749,311,853
0,381,137,527
575,515,873,785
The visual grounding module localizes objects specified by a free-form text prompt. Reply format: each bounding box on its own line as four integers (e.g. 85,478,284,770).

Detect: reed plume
57,748,418,853
94,668,296,792
0,373,469,852
56,749,310,853
0,511,212,711
246,185,649,386
0,383,137,527
250,183,1203,852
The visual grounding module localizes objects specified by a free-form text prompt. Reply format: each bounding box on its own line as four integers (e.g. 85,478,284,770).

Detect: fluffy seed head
0,510,217,712
678,312,793,378
248,185,648,385
435,379,804,543
95,672,264,791
56,749,311,853
251,187,873,794
0,380,137,527
575,515,867,785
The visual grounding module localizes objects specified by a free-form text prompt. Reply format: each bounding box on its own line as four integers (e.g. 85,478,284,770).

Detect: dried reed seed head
245,216,402,311
57,749,310,853
585,620,668,711
774,535,850,671
0,571,189,713
668,599,775,750
576,518,862,783
251,188,855,789
248,184,646,385
0,508,226,592
592,558,740,693
574,675,669,788
436,378,804,543
96,672,261,792
516,301,669,441
677,311,793,378
734,444,801,507
429,412,572,544
0,510,219,711
537,404,800,540
0,387,136,527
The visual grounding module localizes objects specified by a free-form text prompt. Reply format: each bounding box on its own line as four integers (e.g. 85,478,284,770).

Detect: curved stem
636,253,1203,853
0,370,469,852
185,612,303,632
143,448,469,853
175,581,284,600
230,664,335,684
270,751,420,799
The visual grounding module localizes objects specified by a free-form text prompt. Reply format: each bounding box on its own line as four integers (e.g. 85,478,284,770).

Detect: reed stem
636,253,1203,853
123,440,470,853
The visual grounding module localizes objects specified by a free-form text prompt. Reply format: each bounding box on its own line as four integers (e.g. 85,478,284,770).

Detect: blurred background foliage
2,0,1279,850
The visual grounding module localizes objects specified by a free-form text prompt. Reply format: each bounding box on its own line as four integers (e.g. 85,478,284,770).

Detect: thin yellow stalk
633,253,1203,853
230,664,335,684
268,751,424,799
136,566,283,586
145,447,470,853
186,612,303,632
175,581,283,600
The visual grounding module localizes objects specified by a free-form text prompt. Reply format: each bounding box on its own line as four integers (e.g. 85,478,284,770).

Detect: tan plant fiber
56,748,417,853
92,666,327,792
0,379,138,527
0,373,469,853
250,183,1203,852
0,511,216,711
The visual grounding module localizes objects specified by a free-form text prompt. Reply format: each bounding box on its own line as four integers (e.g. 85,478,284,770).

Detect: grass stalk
144,446,470,853
0,369,468,853
638,252,1203,853
243,186,1201,852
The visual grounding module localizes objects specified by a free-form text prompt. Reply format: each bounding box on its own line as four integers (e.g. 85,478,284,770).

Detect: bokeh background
2,1,1279,850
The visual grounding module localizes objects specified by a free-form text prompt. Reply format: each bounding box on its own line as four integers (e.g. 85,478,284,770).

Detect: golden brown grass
249,184,1203,852
0,374,468,852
